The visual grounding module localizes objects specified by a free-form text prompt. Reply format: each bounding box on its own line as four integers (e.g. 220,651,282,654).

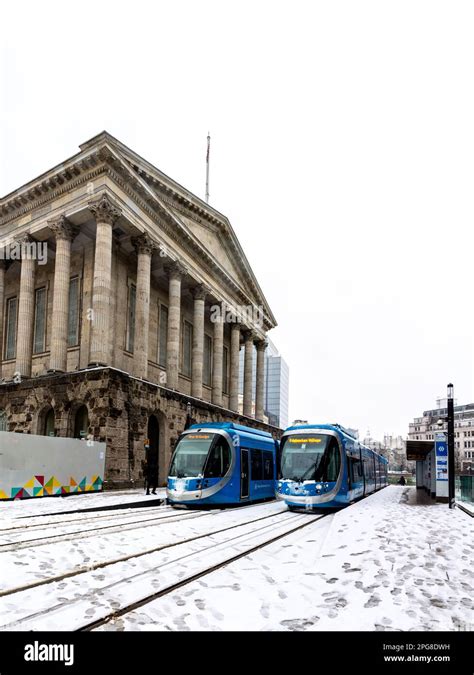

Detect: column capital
242,329,257,343
131,233,157,256
15,232,35,246
230,321,241,332
166,259,187,281
256,338,268,352
14,233,38,262
88,193,122,225
48,215,79,241
192,283,209,301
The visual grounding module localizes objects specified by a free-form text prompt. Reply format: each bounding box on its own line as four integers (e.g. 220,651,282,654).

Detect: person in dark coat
144,443,157,495
398,475,406,486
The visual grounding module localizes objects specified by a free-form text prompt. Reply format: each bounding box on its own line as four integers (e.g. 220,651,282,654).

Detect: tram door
240,449,249,499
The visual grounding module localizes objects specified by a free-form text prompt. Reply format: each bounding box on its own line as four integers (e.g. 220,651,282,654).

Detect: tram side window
251,449,263,480
363,459,372,481
325,438,340,482
370,460,374,480
204,438,231,478
351,458,363,483
263,450,274,480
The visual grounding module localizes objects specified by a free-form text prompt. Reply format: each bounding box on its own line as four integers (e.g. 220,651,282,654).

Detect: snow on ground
0,488,166,521
0,501,284,597
98,486,474,632
0,502,291,630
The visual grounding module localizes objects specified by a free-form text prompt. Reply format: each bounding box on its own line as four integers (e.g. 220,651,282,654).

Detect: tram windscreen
280,434,340,482
169,433,231,478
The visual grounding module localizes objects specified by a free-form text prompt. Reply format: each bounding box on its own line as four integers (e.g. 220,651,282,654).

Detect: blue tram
166,422,278,507
277,423,388,510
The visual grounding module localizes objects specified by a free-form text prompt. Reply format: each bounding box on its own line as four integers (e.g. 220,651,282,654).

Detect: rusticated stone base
0,367,281,488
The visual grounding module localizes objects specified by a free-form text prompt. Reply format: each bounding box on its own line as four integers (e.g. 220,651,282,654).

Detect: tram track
0,508,211,552
83,511,329,631
1,512,325,631
0,504,288,604
0,504,174,534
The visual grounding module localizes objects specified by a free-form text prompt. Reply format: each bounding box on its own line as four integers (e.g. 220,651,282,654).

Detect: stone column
15,235,36,378
255,339,267,421
166,261,184,389
229,322,241,412
49,216,77,372
243,330,255,417
191,284,207,399
88,194,121,366
212,301,224,406
132,234,155,379
0,260,4,379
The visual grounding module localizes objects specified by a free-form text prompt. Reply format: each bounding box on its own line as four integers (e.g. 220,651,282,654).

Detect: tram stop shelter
406,438,449,503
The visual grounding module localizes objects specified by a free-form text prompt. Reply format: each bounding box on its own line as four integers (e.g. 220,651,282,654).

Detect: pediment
165,208,255,297
106,137,274,320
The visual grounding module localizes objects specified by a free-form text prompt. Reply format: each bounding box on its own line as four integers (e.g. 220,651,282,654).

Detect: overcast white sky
1,1,473,439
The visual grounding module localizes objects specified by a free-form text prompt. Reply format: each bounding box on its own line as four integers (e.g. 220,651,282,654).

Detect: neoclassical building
0,132,278,487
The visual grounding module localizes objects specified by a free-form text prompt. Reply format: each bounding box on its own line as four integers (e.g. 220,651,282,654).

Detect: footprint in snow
280,617,319,631
364,594,381,608
260,602,270,619
210,607,224,622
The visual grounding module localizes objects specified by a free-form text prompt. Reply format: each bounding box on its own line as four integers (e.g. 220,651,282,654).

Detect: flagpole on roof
205,132,210,203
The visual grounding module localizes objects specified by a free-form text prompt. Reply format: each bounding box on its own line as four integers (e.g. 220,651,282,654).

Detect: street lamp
447,383,455,509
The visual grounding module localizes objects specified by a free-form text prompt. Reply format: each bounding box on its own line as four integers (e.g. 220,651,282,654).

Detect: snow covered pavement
0,488,166,522
97,486,474,632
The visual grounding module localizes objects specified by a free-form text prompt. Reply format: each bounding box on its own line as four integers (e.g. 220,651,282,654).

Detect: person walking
144,441,158,495
398,475,406,486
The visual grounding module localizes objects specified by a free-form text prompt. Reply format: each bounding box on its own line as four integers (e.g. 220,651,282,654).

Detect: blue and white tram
167,422,278,507
277,423,388,510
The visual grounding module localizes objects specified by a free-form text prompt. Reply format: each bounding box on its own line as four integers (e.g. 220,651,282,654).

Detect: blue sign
435,433,448,481
436,443,447,457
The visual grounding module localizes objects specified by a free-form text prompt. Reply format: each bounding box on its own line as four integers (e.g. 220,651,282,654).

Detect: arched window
0,410,7,432
43,408,55,437
74,405,89,439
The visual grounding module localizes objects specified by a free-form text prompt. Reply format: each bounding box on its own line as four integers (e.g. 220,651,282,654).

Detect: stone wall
0,367,281,489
